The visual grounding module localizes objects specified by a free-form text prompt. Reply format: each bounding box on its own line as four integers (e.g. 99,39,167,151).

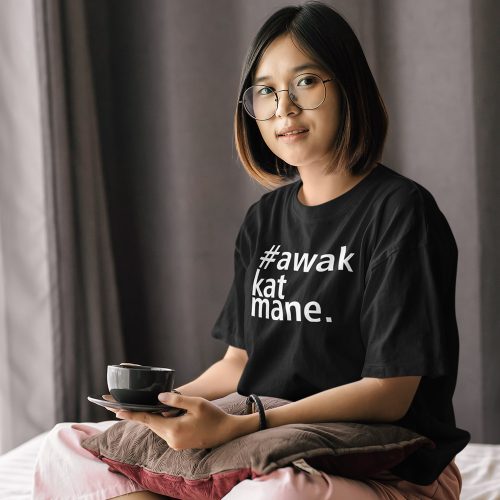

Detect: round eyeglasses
239,73,335,121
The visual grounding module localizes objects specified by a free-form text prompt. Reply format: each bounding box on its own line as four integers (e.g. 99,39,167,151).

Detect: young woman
34,2,470,499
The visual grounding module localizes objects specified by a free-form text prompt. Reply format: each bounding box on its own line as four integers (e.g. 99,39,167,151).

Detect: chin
277,152,311,166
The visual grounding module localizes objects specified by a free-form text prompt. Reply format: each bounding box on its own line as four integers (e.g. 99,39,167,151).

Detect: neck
297,163,377,206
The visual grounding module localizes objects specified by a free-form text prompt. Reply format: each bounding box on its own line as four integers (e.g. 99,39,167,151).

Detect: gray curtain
0,0,57,453
0,0,498,453
0,0,125,453
34,0,126,426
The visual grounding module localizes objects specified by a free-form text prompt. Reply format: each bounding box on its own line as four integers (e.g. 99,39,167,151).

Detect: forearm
265,377,406,427
175,358,245,401
232,376,420,438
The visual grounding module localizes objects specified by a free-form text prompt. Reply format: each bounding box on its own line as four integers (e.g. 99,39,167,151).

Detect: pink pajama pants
33,420,462,500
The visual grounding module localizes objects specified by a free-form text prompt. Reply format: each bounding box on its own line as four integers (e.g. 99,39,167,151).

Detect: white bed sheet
455,443,500,499
0,435,499,499
0,431,48,500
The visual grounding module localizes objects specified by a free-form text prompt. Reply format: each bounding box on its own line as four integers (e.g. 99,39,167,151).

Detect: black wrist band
246,394,267,431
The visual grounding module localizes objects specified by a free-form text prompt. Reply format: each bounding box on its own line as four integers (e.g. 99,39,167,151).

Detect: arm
114,363,420,450
174,345,248,401
232,375,422,437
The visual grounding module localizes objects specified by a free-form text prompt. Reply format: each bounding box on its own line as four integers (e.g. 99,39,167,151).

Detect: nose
275,89,300,118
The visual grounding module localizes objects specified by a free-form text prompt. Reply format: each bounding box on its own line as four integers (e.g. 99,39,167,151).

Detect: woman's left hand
114,392,242,451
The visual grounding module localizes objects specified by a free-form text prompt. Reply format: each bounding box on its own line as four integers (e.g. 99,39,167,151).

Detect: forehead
253,34,323,83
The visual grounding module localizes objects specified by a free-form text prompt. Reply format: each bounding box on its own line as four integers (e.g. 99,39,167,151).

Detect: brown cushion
81,392,434,499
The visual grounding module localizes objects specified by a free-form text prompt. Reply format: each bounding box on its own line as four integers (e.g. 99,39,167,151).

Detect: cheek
257,123,273,138
256,124,277,148
315,109,340,143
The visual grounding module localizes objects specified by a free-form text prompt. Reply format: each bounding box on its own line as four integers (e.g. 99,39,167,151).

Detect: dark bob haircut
234,1,388,190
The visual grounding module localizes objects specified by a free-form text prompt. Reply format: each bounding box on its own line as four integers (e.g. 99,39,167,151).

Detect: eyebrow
253,63,324,84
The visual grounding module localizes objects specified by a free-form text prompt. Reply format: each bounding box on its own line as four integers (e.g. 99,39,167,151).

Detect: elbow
382,395,414,422
363,375,421,423
374,399,411,423
383,404,409,423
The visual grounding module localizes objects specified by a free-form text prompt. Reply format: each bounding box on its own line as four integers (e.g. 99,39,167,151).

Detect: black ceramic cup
107,364,175,405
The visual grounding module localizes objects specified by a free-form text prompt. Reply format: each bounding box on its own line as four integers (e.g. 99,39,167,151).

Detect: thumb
158,391,193,409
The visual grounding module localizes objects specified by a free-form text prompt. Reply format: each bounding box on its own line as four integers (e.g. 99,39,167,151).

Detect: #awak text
251,246,355,323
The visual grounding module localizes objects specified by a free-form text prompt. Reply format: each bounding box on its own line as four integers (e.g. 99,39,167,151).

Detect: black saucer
88,395,186,415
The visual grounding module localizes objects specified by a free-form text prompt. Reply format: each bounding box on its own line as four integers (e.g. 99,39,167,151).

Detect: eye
297,76,317,87
257,86,274,96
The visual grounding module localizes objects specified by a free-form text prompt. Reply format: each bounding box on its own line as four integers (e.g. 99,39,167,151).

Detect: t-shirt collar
291,163,384,222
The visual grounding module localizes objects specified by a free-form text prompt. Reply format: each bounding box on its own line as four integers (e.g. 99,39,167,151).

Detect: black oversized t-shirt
211,163,470,484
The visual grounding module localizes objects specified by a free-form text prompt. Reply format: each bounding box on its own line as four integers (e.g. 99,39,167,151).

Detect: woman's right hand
101,394,181,418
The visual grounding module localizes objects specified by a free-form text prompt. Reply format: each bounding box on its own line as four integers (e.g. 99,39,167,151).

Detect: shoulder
259,179,298,206
371,165,440,215
368,165,450,232
236,180,296,246
241,179,298,225
364,165,456,265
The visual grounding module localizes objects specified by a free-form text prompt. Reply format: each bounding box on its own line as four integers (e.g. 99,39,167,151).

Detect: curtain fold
471,0,500,444
0,0,56,454
34,0,125,423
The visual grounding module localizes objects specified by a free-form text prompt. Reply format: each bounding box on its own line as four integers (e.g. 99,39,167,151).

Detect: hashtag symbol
259,244,281,269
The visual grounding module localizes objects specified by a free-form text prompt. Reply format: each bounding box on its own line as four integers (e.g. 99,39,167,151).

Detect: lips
279,130,308,136
276,126,309,137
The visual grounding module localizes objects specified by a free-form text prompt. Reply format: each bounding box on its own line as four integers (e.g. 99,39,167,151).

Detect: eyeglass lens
242,73,327,120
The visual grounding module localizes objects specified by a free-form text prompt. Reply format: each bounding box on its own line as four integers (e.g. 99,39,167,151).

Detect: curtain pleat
0,0,57,454
34,0,125,423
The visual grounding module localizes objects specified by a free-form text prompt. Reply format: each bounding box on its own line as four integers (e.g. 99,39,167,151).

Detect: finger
116,410,176,442
158,392,198,411
101,394,118,412
160,410,182,418
115,410,137,421
116,410,164,427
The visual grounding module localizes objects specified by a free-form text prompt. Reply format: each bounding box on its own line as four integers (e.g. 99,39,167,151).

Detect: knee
225,467,319,500
45,422,76,440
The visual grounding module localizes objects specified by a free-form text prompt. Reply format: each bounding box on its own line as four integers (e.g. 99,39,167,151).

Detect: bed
0,433,499,499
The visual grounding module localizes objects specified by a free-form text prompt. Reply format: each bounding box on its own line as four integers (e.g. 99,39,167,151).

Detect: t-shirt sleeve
210,205,255,350
360,190,459,379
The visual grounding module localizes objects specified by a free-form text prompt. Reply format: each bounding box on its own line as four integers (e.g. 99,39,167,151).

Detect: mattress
0,434,499,499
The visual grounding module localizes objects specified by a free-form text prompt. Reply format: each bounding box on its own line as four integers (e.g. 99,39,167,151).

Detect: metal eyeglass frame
238,73,336,121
